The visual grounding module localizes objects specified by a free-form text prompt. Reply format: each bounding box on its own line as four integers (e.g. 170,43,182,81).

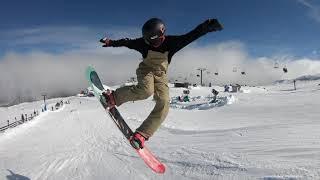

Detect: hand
99,37,112,47
206,19,223,32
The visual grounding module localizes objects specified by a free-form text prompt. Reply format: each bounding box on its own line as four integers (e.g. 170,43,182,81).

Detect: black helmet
142,18,166,47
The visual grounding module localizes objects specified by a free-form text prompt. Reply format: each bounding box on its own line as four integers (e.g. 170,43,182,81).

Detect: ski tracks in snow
161,147,246,179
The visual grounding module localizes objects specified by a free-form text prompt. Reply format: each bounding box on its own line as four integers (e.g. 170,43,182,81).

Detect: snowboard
85,66,166,174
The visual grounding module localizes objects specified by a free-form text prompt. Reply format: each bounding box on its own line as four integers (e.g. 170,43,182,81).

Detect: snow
1,81,320,179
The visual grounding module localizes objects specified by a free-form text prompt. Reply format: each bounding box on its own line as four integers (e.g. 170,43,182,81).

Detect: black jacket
109,21,215,64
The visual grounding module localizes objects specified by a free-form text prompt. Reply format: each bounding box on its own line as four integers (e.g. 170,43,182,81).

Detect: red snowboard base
137,146,166,174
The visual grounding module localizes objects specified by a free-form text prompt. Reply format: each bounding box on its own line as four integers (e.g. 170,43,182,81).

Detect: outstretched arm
100,37,144,52
169,19,223,54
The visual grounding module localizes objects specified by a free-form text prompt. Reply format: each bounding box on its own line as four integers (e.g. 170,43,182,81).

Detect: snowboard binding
130,132,146,149
102,89,116,109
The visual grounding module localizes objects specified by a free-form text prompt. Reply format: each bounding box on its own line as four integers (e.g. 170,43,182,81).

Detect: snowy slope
1,81,320,180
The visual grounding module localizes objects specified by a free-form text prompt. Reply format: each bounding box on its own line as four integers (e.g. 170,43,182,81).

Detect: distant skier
100,17,223,149
21,114,25,122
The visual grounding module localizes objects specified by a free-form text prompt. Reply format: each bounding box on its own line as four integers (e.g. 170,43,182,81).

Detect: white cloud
1,41,320,105
0,25,140,50
1,25,320,105
297,0,320,23
0,48,140,105
169,42,320,86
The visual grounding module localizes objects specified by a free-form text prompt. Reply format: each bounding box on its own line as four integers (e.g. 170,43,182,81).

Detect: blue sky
1,0,320,58
2,0,320,103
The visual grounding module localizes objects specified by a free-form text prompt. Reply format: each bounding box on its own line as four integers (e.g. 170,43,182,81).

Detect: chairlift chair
183,89,190,95
233,67,237,72
211,89,219,95
283,67,288,73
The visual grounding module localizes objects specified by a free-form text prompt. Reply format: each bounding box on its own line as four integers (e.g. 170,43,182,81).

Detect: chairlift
214,68,219,75
183,89,190,95
211,88,219,95
274,62,279,69
283,67,288,73
233,67,237,72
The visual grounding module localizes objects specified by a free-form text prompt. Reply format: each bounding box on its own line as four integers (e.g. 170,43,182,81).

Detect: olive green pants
114,68,169,138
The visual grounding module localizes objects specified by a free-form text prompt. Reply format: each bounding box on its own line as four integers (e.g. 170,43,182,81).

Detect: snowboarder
100,17,223,149
211,88,219,103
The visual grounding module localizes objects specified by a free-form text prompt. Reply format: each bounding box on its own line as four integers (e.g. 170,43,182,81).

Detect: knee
144,89,153,98
137,85,153,99
155,98,170,107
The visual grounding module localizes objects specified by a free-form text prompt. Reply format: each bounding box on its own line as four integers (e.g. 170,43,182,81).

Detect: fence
0,110,40,133
0,100,69,133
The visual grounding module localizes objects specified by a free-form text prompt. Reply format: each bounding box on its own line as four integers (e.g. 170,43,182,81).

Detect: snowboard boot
130,132,147,149
102,89,116,108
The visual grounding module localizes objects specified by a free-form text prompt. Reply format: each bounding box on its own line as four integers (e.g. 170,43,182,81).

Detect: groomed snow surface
1,81,320,180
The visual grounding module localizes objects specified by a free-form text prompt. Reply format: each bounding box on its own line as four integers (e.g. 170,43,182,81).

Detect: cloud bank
170,42,320,86
1,26,320,105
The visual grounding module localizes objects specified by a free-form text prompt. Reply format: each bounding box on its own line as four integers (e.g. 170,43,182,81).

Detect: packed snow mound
274,73,320,84
295,74,320,81
238,86,268,94
241,89,251,93
170,95,236,110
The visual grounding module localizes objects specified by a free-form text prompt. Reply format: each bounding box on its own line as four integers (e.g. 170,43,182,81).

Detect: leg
114,69,154,106
136,72,169,138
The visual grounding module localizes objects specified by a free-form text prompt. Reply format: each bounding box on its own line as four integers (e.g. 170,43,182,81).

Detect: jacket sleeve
168,21,213,55
109,38,144,52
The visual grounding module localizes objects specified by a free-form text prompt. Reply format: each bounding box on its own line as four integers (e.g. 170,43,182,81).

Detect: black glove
99,37,112,47
204,19,223,32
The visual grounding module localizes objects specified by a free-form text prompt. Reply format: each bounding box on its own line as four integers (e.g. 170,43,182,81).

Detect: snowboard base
85,66,166,174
